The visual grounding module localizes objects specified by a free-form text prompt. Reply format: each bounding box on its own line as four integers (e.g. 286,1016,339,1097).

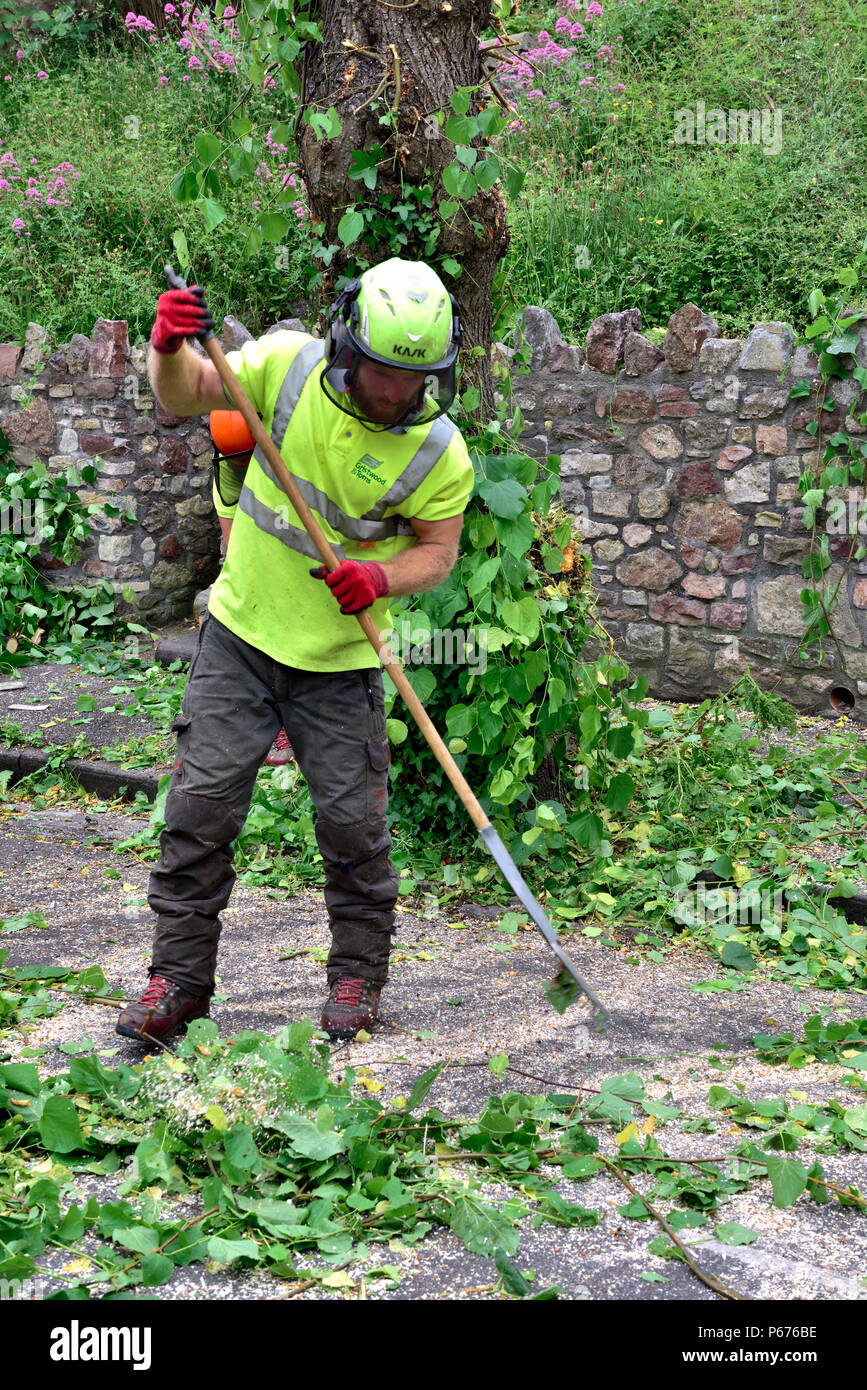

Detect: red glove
150,285,214,355
309,559,390,614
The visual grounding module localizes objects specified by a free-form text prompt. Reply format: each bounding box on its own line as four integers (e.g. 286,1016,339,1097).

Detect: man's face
351,357,427,424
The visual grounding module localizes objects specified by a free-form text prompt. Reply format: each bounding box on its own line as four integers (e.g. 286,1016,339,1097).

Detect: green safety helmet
322,258,462,429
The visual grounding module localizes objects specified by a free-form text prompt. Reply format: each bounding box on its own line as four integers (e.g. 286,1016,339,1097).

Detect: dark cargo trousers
147,613,399,998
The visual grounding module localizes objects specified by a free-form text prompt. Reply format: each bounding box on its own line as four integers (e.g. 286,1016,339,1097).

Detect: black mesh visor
320,341,458,430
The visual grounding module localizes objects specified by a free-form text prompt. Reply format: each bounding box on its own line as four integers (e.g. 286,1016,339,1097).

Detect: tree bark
298,0,509,416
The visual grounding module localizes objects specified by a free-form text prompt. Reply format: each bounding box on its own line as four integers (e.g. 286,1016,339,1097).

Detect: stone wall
506,304,867,719
1,305,866,719
0,319,230,624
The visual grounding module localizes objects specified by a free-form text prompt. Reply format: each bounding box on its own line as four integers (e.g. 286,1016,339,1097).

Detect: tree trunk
298,0,509,416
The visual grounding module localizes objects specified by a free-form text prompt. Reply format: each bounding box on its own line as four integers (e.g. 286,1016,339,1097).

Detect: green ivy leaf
199,197,226,232
257,212,288,243
38,1096,84,1153
764,1154,808,1207
715,1221,759,1245
337,209,365,247
195,132,222,165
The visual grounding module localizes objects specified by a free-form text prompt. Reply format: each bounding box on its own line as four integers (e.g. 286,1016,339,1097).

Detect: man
116,258,474,1043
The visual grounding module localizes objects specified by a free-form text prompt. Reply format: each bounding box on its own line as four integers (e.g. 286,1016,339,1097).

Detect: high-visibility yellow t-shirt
207,332,474,671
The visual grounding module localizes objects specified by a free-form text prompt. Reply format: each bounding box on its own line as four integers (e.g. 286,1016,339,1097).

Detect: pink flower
159,74,170,84
136,15,155,29
571,21,585,38
12,218,25,231
3,77,10,82
124,11,138,24
164,2,176,11
0,178,10,191
37,71,48,79
188,55,203,68
555,15,570,31
182,74,190,81
585,1,603,16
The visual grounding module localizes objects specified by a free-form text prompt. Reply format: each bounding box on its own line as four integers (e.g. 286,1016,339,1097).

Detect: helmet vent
378,288,397,316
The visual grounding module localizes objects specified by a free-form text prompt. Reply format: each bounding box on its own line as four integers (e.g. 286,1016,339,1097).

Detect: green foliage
497,0,867,338
0,1011,862,1298
789,247,867,656
754,1014,867,1068
0,457,137,671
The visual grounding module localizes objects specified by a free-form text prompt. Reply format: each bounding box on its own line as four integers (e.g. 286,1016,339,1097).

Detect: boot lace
334,976,365,1006
273,727,292,753
140,975,174,1007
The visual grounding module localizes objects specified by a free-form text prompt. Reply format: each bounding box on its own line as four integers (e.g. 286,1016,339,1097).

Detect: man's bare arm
148,343,229,416
376,514,464,597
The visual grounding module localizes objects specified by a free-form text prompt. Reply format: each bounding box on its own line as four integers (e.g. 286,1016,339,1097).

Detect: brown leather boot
320,976,381,1039
116,975,210,1044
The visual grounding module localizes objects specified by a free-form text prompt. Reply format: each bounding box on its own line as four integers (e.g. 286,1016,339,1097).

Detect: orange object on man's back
209,409,255,466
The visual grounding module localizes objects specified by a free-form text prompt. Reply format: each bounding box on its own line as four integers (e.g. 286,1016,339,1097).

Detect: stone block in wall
740,387,789,418
65,335,91,375
585,308,641,373
157,438,190,474
637,488,670,519
75,379,118,399
556,420,621,447
546,342,586,372
610,388,656,422
613,455,662,488
561,450,612,476
698,339,742,373
792,402,842,434
623,331,664,375
637,424,682,459
709,602,747,630
221,316,254,351
716,444,753,470
674,500,743,551
593,539,624,561
683,573,725,599
668,627,713,678
2,397,57,453
616,548,683,591
737,322,794,372
648,593,707,625
590,489,630,517
21,323,50,372
570,513,618,539
98,534,133,562
723,461,770,504
515,306,564,370
90,320,129,378
0,344,21,378
663,303,719,372
149,560,196,593
141,500,171,533
754,575,806,636
676,461,719,497
753,424,788,455
624,622,665,653
623,523,652,547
